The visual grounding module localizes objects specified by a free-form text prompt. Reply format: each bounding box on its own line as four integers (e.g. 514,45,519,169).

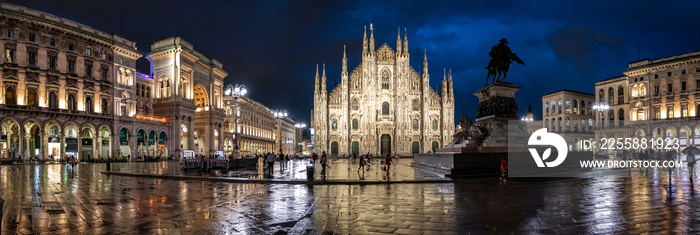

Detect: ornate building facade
312,24,455,156
223,96,276,155
542,90,595,151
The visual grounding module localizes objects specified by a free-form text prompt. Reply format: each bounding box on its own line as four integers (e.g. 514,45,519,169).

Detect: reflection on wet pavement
113,158,447,182
1,162,700,234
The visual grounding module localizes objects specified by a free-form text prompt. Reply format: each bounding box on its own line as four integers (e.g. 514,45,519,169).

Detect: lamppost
592,102,609,156
226,84,246,156
520,116,533,123
273,110,288,154
294,122,306,154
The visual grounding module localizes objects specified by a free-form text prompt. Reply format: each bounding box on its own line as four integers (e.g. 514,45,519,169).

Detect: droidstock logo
528,128,568,167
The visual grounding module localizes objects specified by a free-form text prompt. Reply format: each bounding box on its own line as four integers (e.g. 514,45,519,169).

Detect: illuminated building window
5,49,15,63
432,119,438,130
565,99,571,114
5,86,15,105
682,105,688,118
85,97,93,112
654,107,660,120
381,70,390,89
382,102,390,115
668,106,674,119
27,89,37,107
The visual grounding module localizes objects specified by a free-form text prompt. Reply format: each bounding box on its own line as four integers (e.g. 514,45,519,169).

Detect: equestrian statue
485,38,525,86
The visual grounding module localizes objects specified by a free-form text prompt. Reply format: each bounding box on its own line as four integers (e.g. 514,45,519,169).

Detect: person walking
69,155,77,173
312,152,318,163
320,151,328,175
266,152,276,175
385,154,394,171
279,152,285,170
358,155,366,173
689,153,696,178
500,156,508,181
285,154,291,168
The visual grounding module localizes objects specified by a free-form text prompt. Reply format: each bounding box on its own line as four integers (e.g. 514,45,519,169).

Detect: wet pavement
1,162,700,234
112,157,448,182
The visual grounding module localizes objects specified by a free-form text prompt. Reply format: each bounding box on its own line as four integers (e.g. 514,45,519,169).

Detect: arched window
141,84,146,97
5,86,15,105
573,100,578,114
49,91,58,109
136,84,140,97
432,119,438,130
551,100,555,113
101,98,109,114
382,102,390,115
413,119,419,130
580,101,586,116
381,70,390,89
85,97,92,112
352,118,358,130
27,88,37,106
565,99,571,114
608,110,615,128
618,85,624,104
412,99,420,111
545,102,549,116
618,108,625,127
331,118,337,130
558,117,562,131
351,98,359,110
146,86,150,98
68,94,76,111
599,89,605,102
566,117,571,131
608,87,614,105
588,102,592,116
558,99,562,114
639,84,646,96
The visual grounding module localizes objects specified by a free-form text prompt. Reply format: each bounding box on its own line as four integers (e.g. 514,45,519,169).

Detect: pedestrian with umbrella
682,146,700,177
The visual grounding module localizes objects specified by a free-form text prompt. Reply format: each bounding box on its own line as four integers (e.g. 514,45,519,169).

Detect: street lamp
520,116,533,123
592,102,609,128
294,122,306,154
226,84,246,153
272,109,288,154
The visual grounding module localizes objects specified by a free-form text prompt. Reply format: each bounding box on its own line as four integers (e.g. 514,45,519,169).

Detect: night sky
10,0,700,124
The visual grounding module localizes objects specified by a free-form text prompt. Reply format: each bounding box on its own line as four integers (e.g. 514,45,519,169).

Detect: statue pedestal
473,82,527,148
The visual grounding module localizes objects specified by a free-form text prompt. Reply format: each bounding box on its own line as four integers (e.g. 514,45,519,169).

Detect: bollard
106,158,111,171
0,198,4,232
306,161,315,181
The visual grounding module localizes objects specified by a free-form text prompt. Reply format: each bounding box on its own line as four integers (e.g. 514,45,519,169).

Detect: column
60,132,65,159
40,131,46,160
77,132,82,161
24,133,30,160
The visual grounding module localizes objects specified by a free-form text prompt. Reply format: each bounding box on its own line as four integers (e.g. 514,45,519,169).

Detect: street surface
0,160,699,234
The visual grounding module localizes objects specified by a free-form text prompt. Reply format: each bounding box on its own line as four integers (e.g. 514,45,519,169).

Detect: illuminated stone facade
223,96,275,155
542,90,595,151
312,24,455,156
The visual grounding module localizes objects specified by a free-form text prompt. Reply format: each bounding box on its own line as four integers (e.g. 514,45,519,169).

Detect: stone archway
380,134,391,156
194,84,209,108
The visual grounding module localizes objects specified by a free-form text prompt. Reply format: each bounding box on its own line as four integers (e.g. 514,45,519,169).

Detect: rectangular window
85,64,92,77
697,67,700,73
682,81,687,91
668,107,674,119
49,38,55,47
668,72,672,77
654,84,659,95
68,43,74,51
5,49,15,63
655,74,659,79
68,60,76,74
85,48,91,56
667,83,673,93
655,107,661,119
28,33,35,42
682,105,688,117
101,68,108,79
101,53,106,60
6,29,13,38
49,56,57,70
697,80,700,90
682,69,686,75
28,52,37,67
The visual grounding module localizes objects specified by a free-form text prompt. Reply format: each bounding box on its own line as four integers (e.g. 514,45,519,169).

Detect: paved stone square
0,161,700,234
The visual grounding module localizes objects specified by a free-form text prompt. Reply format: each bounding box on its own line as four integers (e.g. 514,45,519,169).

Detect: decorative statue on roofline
485,38,525,86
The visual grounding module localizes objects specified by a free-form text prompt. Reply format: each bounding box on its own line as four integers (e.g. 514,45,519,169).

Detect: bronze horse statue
485,38,525,86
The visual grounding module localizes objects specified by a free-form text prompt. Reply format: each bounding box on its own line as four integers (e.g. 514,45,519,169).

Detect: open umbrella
682,146,700,156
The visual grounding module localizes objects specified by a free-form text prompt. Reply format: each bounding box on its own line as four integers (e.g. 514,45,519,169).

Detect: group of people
262,152,297,175
352,153,395,175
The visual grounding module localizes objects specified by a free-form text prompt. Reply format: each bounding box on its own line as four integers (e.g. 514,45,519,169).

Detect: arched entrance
24,121,41,160
432,141,439,152
148,130,157,156
119,128,131,157
81,127,95,160
159,131,168,158
99,127,111,158
137,129,146,158
45,123,61,159
331,141,338,155
64,125,79,158
351,141,359,155
2,120,20,159
412,141,419,154
194,85,209,108
380,134,391,156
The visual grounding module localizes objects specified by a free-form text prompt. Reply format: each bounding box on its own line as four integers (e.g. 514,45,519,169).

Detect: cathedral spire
449,69,454,95
423,49,428,75
363,25,368,55
403,28,409,54
442,68,447,95
315,64,319,92
369,23,375,53
321,63,327,93
342,45,347,73
396,27,402,54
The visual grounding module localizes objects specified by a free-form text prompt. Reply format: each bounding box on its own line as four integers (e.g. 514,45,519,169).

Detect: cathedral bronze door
412,141,420,154
351,141,359,155
331,141,338,155
381,134,391,156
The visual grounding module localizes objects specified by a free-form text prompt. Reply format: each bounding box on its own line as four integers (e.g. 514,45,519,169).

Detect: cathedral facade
312,24,455,156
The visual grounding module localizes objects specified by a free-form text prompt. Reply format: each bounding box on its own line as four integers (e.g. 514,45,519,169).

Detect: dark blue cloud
9,0,700,123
